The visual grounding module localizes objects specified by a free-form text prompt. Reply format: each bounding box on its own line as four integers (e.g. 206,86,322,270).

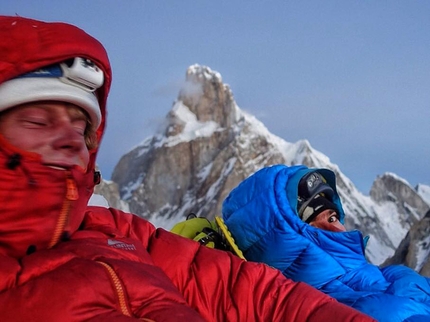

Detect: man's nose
52,124,86,152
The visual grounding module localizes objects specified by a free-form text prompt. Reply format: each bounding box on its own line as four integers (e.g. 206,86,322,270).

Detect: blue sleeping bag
223,164,430,321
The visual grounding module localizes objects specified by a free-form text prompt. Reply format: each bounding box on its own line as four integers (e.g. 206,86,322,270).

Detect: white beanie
0,57,103,129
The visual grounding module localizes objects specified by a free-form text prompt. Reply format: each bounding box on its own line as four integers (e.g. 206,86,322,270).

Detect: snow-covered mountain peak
106,64,430,267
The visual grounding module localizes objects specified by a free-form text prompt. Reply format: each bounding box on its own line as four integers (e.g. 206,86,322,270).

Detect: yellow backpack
171,214,246,260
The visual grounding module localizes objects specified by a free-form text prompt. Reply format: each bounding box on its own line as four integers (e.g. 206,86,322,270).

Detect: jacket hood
0,15,112,154
0,16,112,258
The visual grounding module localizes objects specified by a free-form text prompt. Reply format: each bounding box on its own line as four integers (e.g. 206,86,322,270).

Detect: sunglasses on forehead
297,172,337,221
298,172,334,200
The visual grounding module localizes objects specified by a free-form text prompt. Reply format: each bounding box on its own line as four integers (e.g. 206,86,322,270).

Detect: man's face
0,101,90,170
309,209,346,232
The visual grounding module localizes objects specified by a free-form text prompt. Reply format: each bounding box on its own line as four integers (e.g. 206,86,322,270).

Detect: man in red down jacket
0,15,375,322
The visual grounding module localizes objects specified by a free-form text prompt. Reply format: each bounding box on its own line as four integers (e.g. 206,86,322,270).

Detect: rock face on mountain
93,175,129,211
370,173,429,226
383,210,430,277
106,64,430,266
369,174,430,276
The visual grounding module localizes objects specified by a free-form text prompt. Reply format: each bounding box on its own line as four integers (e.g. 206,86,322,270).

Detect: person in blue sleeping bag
222,164,430,322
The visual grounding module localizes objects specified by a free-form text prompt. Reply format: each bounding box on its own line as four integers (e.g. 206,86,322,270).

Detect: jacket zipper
48,172,78,248
96,261,133,317
49,175,152,321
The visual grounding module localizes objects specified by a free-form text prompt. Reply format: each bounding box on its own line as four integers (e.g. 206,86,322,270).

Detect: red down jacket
0,16,375,321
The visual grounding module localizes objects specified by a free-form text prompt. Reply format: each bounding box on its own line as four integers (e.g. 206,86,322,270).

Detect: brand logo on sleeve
107,239,136,251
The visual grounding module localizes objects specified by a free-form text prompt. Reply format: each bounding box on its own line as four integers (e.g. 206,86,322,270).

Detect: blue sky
3,1,430,193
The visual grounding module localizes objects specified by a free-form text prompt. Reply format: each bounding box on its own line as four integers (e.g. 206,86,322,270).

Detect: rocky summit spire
177,65,237,128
